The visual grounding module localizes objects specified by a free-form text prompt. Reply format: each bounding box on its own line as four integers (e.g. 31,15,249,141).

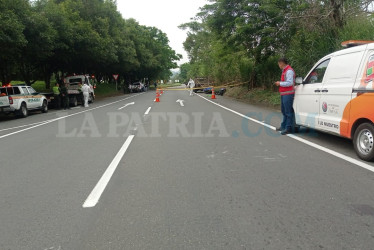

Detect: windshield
69,78,83,84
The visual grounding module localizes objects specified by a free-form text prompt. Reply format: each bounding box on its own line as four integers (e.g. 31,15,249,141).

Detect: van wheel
353,123,374,161
41,100,48,113
17,103,28,118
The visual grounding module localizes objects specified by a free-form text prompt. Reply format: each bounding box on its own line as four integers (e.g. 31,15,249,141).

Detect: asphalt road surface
1,88,374,250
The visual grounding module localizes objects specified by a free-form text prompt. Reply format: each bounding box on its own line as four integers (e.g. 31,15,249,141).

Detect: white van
294,41,374,161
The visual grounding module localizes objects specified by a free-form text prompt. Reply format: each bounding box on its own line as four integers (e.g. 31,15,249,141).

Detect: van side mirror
295,77,303,85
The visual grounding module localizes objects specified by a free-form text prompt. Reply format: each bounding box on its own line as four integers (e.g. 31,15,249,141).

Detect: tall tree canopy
180,0,374,88
0,0,180,87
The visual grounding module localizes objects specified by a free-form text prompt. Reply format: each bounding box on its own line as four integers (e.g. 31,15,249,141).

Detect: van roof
318,41,374,62
341,40,374,48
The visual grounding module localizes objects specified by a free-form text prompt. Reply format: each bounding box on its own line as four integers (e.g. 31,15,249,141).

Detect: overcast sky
117,0,207,66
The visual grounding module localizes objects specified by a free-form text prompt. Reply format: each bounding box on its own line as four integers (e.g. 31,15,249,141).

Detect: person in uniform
81,82,91,107
78,82,84,107
275,58,296,135
187,78,195,96
52,83,61,110
60,80,70,110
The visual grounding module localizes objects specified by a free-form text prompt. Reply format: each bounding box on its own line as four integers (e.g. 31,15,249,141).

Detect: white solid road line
83,135,135,208
144,107,151,115
0,93,144,139
118,102,135,110
288,134,374,172
0,120,52,132
197,94,275,130
197,94,374,173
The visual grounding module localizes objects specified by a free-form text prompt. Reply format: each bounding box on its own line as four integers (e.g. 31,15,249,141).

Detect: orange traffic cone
211,88,216,99
160,89,163,94
155,90,160,102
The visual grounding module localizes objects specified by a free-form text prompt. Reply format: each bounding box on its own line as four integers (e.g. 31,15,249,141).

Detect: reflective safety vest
279,65,295,96
53,86,60,95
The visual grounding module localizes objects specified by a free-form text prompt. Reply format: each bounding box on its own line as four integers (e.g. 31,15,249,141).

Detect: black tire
89,93,94,103
17,103,28,118
353,122,374,161
41,100,48,113
71,96,78,107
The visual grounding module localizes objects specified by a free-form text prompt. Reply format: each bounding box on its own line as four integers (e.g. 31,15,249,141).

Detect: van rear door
319,46,365,135
294,59,330,130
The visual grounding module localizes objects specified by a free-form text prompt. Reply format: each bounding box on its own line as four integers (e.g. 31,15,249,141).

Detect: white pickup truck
0,84,48,118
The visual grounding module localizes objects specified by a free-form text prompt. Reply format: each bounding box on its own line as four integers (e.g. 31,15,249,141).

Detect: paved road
1,89,374,249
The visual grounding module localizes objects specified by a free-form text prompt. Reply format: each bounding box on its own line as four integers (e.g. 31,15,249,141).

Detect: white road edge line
197,94,374,173
144,107,151,115
0,120,52,132
83,135,135,208
197,94,275,130
0,93,144,139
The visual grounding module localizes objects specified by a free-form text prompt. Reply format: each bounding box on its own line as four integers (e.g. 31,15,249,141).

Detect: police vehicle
0,84,48,118
294,40,374,161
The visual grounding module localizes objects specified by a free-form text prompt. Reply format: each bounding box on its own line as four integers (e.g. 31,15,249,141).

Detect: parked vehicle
193,77,212,93
129,82,145,93
294,40,374,161
64,75,95,106
0,84,48,117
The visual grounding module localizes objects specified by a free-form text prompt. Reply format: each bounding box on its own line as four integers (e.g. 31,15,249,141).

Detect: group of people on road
53,79,91,110
53,81,70,110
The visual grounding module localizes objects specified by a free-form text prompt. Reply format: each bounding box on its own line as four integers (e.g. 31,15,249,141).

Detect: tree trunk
330,0,344,28
45,72,52,90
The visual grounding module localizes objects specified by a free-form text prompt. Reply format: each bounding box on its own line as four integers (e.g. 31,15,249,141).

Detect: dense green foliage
0,0,180,88
180,0,374,89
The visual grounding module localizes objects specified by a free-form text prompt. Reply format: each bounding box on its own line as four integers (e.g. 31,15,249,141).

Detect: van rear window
69,78,83,83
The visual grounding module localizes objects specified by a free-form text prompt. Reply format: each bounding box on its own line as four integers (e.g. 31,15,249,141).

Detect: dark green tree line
180,0,374,89
0,0,180,87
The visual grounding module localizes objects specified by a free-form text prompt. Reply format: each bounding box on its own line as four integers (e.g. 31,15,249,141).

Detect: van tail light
8,96,13,104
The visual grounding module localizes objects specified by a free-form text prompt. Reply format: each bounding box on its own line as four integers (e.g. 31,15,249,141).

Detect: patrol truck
0,84,48,118
294,40,374,161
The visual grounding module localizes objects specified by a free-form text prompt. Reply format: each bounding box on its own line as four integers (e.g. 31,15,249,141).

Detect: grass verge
225,86,281,109
149,83,182,90
94,83,123,99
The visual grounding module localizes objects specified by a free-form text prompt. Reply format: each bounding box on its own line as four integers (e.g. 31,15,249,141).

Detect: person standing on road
187,78,195,96
81,82,90,108
60,80,70,110
78,82,84,107
275,57,296,135
52,83,61,110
